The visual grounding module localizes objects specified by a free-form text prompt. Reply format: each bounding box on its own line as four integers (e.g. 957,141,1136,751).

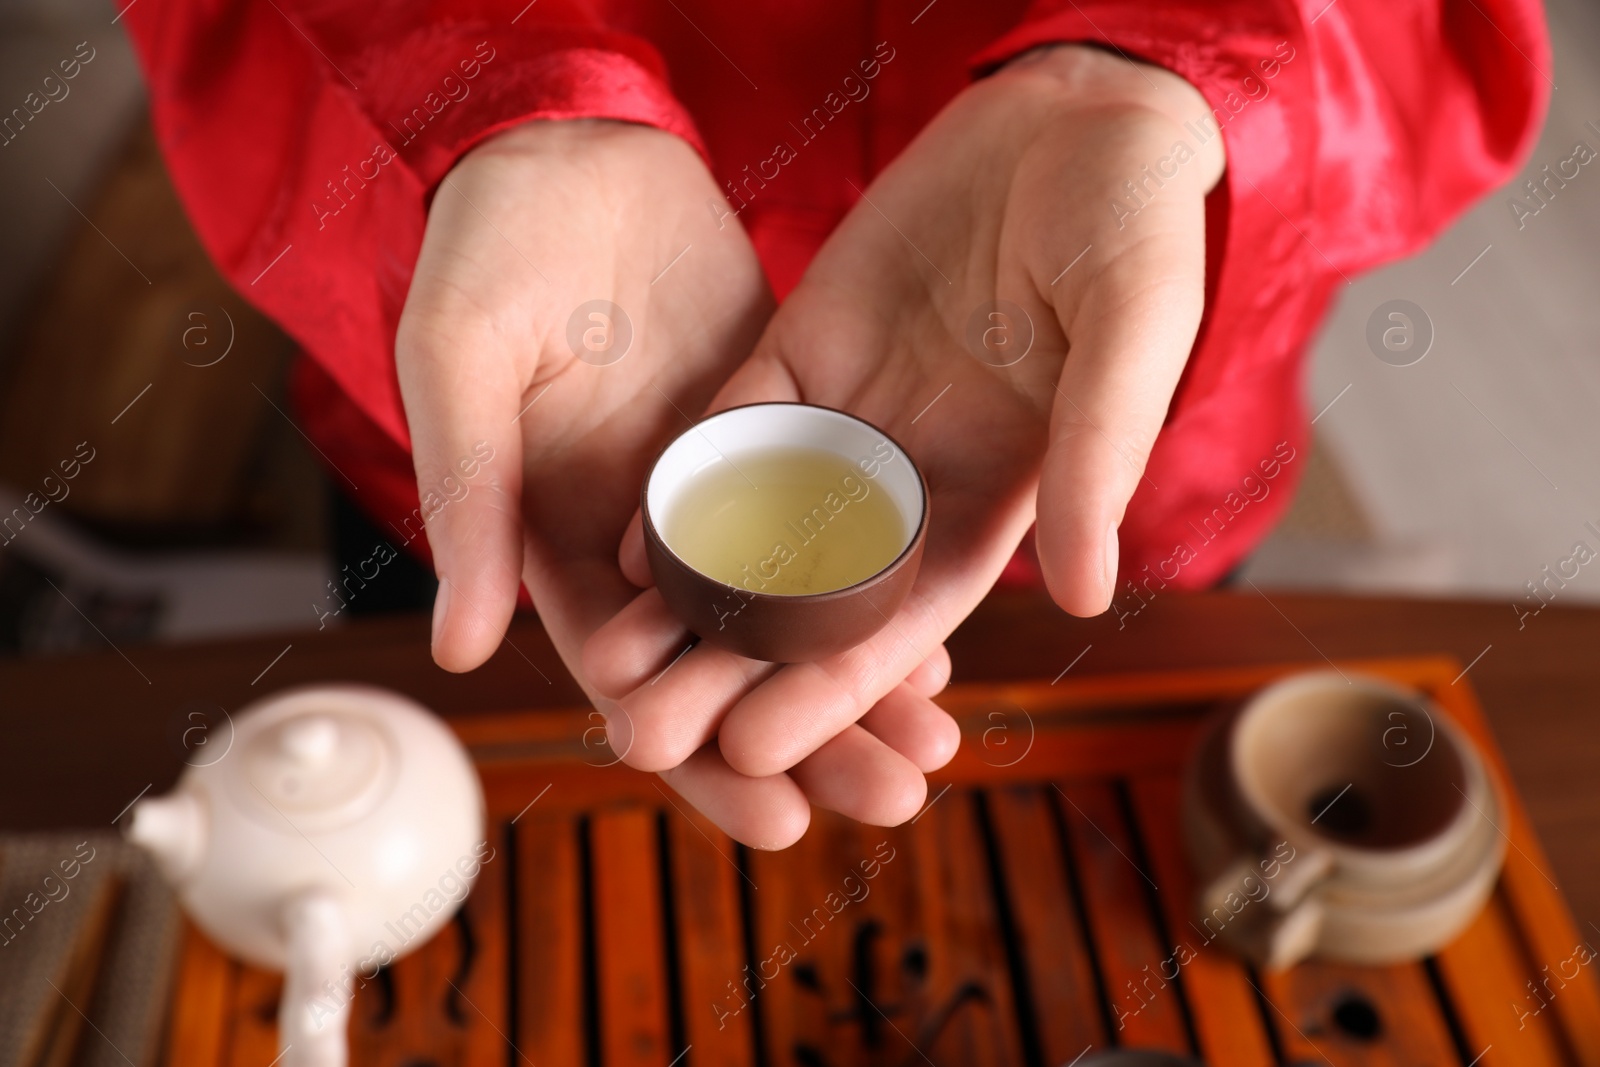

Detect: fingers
788,724,927,826
618,510,652,589
590,592,954,778
904,642,952,697
659,745,811,850
857,684,961,772
701,332,802,411
716,589,948,778
600,640,778,773
1035,184,1210,617
655,688,952,849
581,587,691,699
394,306,528,673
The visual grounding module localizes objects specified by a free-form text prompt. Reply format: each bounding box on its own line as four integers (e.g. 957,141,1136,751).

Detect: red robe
123,0,1549,592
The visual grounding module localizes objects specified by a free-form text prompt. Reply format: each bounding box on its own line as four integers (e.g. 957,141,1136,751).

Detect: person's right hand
395,119,958,847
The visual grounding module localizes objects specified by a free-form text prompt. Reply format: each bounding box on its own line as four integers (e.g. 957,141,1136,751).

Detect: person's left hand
582,44,1226,849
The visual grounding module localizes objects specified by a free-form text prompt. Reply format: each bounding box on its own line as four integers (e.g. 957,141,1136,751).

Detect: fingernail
1103,522,1120,600
431,577,451,648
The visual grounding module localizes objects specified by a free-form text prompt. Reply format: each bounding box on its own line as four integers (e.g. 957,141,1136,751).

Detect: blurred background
2,0,1599,655
0,0,437,655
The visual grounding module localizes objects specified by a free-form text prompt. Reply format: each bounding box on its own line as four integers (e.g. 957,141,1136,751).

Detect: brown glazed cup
641,403,929,663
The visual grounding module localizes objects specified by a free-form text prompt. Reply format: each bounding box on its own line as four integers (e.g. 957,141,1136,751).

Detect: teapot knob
281,715,339,765
125,793,205,881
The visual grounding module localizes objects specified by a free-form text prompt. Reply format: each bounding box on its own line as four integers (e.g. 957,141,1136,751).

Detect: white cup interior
646,404,925,578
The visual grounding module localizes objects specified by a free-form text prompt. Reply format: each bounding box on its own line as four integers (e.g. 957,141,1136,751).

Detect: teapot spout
125,792,206,882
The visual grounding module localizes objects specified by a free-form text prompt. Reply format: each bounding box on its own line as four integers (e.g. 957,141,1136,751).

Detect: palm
510,215,771,670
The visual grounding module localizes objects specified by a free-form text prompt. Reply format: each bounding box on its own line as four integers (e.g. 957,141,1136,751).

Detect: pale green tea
665,446,906,595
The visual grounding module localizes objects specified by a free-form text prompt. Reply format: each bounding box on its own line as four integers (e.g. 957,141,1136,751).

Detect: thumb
1035,212,1208,617
396,316,528,672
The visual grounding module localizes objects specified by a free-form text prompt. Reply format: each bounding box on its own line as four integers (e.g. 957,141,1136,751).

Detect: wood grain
222,965,281,1067
1436,890,1573,1066
1056,780,1192,1053
1259,958,1460,1065
745,810,912,1067
1433,667,1600,1064
591,806,674,1067
513,810,587,1065
0,124,299,533
984,785,1106,1063
163,923,235,1067
1128,775,1276,1067
663,803,755,1067
909,793,1027,1067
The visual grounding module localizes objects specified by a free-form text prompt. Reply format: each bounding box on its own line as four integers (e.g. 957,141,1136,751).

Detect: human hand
583,45,1225,845
395,120,955,846
397,119,772,676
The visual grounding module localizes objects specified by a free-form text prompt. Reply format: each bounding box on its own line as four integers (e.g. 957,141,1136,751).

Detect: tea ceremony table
4,589,1600,1066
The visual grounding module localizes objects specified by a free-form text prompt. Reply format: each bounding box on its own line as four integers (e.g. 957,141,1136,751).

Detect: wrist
464,116,641,161
993,43,1226,192
448,116,701,198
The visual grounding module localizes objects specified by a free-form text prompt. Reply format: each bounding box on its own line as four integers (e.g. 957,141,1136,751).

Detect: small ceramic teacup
1182,671,1505,970
641,402,928,663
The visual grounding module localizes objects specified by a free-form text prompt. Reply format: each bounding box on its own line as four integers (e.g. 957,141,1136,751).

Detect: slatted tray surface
165,658,1600,1066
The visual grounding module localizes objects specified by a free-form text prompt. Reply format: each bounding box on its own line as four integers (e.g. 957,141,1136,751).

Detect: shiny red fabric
124,0,1548,593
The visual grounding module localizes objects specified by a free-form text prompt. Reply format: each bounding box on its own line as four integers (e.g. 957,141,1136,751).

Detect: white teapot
126,685,486,1067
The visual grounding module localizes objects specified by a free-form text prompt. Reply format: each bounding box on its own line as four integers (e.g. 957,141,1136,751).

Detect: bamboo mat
0,834,181,1067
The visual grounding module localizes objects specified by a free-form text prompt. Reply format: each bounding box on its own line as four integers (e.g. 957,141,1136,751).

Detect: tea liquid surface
665,447,906,595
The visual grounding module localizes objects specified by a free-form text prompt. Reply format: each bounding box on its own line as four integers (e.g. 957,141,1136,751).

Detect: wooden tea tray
164,657,1600,1066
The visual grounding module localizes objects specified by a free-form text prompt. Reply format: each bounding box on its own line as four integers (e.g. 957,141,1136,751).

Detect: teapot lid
230,710,398,834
